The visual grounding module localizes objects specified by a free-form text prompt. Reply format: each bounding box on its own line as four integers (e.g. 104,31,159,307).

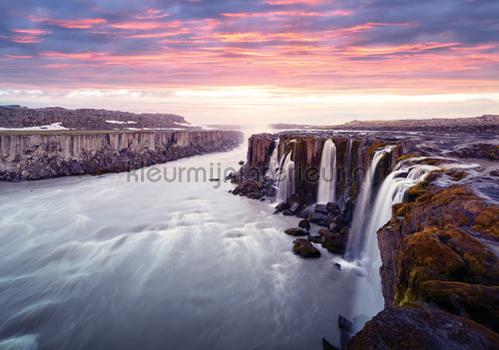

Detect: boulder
347,304,499,350
308,235,323,244
298,219,311,231
293,239,321,258
315,204,329,214
284,228,307,237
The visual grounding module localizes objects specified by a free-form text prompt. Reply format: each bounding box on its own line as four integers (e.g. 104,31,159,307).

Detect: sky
1,0,499,125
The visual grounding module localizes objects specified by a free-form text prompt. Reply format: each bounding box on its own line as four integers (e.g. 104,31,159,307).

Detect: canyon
231,129,499,348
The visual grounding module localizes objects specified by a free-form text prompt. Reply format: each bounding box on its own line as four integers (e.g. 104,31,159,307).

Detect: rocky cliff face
232,130,499,349
0,130,243,181
240,131,412,204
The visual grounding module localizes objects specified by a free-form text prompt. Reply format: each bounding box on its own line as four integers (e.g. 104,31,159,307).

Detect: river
0,130,371,350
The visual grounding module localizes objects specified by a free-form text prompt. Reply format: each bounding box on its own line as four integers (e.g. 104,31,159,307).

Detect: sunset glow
1,0,498,123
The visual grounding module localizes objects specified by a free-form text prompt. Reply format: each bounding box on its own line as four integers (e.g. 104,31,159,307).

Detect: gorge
0,108,498,349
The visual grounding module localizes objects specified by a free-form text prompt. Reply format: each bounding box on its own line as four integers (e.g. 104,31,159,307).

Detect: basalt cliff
0,130,243,181
231,129,499,349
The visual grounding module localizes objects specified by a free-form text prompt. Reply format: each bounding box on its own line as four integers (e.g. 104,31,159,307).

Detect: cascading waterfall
349,161,439,330
363,163,438,264
276,151,295,203
266,139,280,180
345,147,392,260
317,139,337,204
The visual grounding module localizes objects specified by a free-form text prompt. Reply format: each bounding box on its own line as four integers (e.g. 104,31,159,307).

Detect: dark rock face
347,304,499,350
0,105,189,130
293,239,321,258
0,130,243,181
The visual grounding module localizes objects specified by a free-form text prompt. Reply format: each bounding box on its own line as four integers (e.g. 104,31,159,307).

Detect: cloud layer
0,0,498,122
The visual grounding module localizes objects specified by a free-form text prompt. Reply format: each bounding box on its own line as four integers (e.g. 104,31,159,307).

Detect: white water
276,151,295,203
317,140,337,204
345,147,392,259
266,139,280,180
0,133,371,350
348,161,438,331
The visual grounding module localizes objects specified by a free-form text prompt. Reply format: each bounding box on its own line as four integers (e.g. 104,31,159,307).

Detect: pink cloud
30,16,107,29
12,28,50,35
110,20,182,30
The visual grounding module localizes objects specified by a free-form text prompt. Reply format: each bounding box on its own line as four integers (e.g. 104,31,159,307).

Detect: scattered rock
293,239,321,258
334,263,342,271
298,219,311,232
308,235,323,243
284,228,307,237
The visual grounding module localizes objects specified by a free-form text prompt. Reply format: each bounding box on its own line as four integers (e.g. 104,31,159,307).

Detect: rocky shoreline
230,129,499,349
0,130,243,181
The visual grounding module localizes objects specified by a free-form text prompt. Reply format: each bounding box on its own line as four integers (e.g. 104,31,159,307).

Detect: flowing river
0,130,377,350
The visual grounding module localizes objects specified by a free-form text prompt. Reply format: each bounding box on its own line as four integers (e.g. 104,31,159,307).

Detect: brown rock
284,228,307,237
347,304,499,350
293,239,321,258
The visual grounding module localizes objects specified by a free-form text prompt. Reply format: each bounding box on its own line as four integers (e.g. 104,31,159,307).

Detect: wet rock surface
347,304,499,350
293,239,321,258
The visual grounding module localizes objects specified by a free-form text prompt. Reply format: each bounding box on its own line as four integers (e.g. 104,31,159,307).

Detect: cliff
231,130,499,349
0,130,243,181
238,131,413,204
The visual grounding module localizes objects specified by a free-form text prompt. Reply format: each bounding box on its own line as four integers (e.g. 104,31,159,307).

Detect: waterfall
317,139,337,204
266,139,280,180
349,162,438,330
346,147,392,260
276,151,295,203
364,163,438,260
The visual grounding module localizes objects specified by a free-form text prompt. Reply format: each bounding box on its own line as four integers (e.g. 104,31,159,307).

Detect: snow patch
0,122,68,131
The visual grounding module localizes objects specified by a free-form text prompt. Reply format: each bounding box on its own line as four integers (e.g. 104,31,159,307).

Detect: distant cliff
0,130,243,181
272,114,499,134
0,105,191,130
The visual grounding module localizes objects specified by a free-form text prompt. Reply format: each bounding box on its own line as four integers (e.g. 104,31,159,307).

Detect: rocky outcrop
347,304,499,350
0,130,243,181
233,130,499,347
0,105,190,130
376,170,499,336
